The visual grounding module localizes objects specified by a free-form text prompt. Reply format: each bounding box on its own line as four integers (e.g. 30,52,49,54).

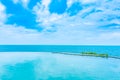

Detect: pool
0,52,120,80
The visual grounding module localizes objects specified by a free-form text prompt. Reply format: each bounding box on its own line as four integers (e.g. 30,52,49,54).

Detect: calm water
0,45,120,80
0,45,120,56
0,52,120,80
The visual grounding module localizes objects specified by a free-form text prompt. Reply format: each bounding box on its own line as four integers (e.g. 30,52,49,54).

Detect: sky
0,0,120,45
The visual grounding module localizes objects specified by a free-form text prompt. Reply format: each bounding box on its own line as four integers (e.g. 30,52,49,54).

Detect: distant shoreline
52,52,120,59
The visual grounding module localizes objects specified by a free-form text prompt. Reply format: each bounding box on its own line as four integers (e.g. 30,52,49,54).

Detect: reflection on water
0,52,120,80
1,61,35,80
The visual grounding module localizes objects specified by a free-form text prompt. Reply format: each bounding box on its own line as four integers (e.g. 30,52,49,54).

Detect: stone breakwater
52,52,120,59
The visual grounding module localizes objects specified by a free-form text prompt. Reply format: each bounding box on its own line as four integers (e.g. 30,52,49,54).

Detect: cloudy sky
0,0,120,45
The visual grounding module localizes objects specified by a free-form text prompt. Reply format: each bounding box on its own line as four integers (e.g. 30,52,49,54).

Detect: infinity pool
0,52,120,80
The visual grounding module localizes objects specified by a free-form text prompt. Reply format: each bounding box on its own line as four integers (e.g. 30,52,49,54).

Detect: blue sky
0,0,120,45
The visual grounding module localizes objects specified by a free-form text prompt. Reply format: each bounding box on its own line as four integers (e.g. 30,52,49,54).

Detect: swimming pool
0,52,120,80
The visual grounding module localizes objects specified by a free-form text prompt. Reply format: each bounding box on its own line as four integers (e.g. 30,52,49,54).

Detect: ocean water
0,45,120,56
0,45,120,80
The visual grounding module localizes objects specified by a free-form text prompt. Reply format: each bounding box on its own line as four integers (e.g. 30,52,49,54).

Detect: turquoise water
0,45,120,56
0,52,120,80
0,45,120,80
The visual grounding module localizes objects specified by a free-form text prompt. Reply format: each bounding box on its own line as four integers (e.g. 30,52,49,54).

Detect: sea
0,45,120,56
0,45,120,80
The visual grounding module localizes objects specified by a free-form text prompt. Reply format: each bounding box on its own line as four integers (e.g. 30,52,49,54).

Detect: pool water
0,52,120,80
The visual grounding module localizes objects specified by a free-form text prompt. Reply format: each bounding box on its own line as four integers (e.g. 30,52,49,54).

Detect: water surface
0,45,120,57
0,52,120,80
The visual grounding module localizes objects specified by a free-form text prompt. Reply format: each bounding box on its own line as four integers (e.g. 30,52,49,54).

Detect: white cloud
31,0,120,45
13,0,51,8
0,23,120,45
42,0,51,7
21,0,30,7
80,0,97,4
67,0,77,8
0,2,7,25
0,0,120,45
12,0,30,8
0,24,43,44
67,0,97,8
33,0,65,30
13,0,19,4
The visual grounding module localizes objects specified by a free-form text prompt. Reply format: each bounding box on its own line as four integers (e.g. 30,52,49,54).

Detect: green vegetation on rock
81,52,108,58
